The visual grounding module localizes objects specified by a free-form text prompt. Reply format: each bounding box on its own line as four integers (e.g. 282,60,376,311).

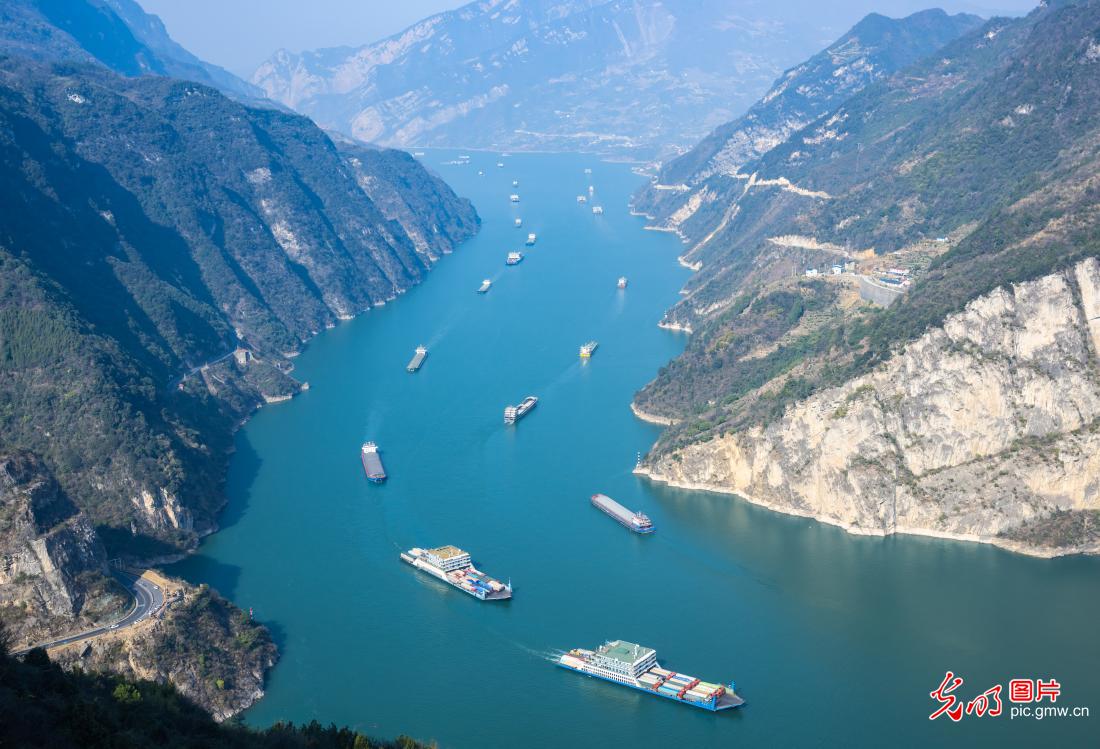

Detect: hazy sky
139,0,1040,79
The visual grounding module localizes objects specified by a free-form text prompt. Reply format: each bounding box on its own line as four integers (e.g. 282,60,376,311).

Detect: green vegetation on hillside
0,633,428,749
638,0,1100,451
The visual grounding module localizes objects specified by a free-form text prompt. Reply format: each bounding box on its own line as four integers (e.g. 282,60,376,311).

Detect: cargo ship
579,341,598,358
478,279,492,293
591,494,654,534
360,442,386,483
526,233,537,246
506,251,524,265
504,396,538,424
406,345,427,372
618,276,628,289
510,194,520,203
400,546,512,601
557,641,744,711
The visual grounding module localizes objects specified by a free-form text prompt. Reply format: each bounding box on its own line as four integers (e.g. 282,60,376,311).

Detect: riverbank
633,464,1099,559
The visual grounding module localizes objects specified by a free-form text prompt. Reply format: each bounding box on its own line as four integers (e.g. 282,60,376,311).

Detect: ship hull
593,502,655,534
400,553,511,601
555,662,744,711
361,452,386,483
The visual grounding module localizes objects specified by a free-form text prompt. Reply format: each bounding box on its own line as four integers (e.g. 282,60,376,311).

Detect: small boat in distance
512,179,519,187
580,341,598,358
515,218,523,228
591,494,654,534
407,345,428,372
413,151,425,157
478,279,492,293
401,546,512,601
510,194,521,202
497,162,505,168
618,276,628,289
584,168,592,174
576,195,587,203
506,251,524,265
526,233,537,246
361,442,386,483
504,396,538,424
592,206,604,215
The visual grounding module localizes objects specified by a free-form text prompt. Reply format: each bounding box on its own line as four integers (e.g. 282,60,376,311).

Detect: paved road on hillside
14,571,164,655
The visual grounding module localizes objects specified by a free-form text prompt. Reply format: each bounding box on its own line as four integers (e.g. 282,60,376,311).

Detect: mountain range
633,0,1100,556
251,0,851,159
0,0,478,717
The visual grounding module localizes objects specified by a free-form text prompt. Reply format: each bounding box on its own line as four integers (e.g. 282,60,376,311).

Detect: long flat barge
591,494,654,533
400,546,512,601
407,345,427,372
557,640,743,712
361,442,386,483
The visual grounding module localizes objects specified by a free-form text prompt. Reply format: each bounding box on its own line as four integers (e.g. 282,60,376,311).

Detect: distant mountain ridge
0,0,262,98
251,0,847,158
632,9,983,224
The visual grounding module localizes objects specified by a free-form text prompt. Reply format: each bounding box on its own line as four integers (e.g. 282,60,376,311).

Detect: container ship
591,494,654,534
618,276,628,289
478,279,492,293
400,546,512,601
557,640,744,711
504,396,538,424
526,233,537,246
579,341,598,358
360,442,386,483
506,251,524,265
406,345,427,372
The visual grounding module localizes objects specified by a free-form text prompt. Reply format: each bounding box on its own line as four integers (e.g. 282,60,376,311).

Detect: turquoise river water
171,150,1099,748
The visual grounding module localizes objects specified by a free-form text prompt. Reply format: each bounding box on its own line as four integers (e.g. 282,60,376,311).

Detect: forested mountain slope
631,9,983,225
635,0,1100,556
0,56,477,559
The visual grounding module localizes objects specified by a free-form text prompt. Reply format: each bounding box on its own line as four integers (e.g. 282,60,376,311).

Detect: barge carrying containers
557,640,744,712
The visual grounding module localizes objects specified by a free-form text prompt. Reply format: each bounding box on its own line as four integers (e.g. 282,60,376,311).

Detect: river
171,150,1100,748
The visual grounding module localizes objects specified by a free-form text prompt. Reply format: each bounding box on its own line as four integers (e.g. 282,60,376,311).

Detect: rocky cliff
640,259,1100,557
0,452,126,646
51,582,277,722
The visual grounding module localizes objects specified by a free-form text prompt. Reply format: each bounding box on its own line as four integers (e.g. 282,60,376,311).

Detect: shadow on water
169,554,244,601
214,431,264,532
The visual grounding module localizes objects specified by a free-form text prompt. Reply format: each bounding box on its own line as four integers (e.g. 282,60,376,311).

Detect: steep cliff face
0,452,126,646
641,259,1100,556
52,583,277,722
0,57,478,558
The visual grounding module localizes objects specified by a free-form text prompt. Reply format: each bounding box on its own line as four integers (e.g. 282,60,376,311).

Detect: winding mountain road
14,571,164,655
